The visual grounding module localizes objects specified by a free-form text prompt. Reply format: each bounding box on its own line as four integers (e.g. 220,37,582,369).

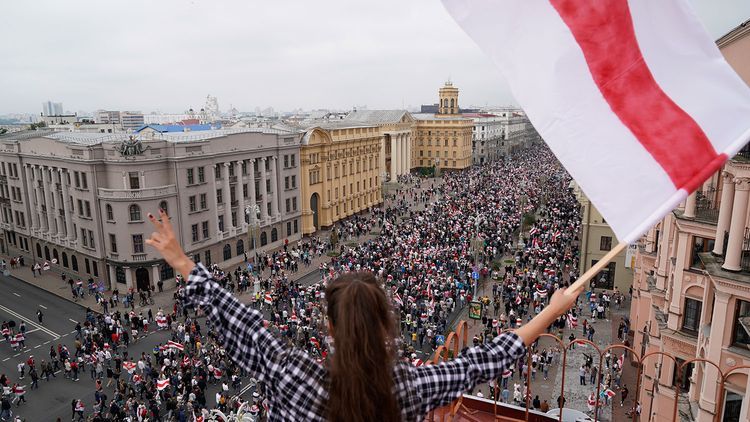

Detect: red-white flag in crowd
122,361,136,372
167,340,184,351
157,378,170,391
442,0,750,243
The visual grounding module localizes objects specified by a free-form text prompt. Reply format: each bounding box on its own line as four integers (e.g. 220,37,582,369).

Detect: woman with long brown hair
145,209,578,421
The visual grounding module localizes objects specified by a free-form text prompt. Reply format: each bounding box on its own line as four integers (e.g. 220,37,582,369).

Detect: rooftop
342,109,410,124
412,113,472,121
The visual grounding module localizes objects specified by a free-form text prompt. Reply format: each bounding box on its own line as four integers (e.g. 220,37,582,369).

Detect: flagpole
565,242,627,296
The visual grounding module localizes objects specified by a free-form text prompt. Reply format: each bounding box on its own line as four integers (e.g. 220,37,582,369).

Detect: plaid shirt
184,263,526,421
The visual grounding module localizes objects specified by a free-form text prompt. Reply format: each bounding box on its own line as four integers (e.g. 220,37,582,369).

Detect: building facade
341,110,414,181
300,123,383,234
96,110,145,131
468,113,505,165
413,82,473,171
572,182,633,292
628,19,750,422
0,128,302,292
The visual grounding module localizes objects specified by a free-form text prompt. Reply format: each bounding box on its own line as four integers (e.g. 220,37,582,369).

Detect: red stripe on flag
550,0,726,193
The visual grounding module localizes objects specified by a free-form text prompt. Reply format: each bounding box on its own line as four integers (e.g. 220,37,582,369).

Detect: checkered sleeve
413,331,527,413
183,263,285,384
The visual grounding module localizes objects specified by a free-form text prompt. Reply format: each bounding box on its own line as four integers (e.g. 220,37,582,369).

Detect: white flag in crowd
442,0,750,242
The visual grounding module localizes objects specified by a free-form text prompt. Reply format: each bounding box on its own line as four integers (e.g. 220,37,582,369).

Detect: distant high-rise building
42,101,64,116
96,110,145,131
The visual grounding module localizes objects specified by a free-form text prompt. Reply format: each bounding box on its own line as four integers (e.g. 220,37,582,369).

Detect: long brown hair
325,272,400,422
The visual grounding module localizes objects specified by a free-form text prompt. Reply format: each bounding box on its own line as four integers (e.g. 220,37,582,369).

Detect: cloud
0,0,747,114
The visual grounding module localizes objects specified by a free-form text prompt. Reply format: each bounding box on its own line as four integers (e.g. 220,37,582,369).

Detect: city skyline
1,0,748,115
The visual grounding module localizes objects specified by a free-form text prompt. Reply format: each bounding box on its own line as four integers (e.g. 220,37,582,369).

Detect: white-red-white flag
442,0,750,242
157,378,170,391
167,340,184,351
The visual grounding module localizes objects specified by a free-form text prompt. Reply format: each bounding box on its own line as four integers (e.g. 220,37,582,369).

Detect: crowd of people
0,146,636,420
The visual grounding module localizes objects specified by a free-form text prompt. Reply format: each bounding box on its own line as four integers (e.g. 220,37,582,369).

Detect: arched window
115,266,126,284
53,249,59,263
236,239,244,256
44,246,50,261
71,255,78,271
106,204,114,221
450,98,455,108
36,244,42,258
223,244,231,261
159,201,168,215
271,228,278,242
129,204,141,221
260,232,268,246
62,252,68,268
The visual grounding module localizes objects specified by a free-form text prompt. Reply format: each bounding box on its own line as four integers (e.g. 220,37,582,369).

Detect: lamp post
245,204,261,269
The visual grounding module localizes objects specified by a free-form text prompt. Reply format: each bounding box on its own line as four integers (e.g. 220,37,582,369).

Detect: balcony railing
695,186,719,223
98,185,177,200
132,253,147,261
734,144,750,162
742,227,750,272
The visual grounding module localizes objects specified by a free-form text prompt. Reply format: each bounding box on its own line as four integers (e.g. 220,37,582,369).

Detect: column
222,162,232,232
406,133,412,173
42,167,54,233
698,291,730,420
35,166,47,232
55,169,65,239
62,170,74,241
713,172,735,255
124,267,133,291
390,135,398,179
108,264,116,290
684,191,696,218
151,265,160,290
401,133,411,174
379,138,386,180
209,163,220,233
248,159,257,219
25,165,38,231
722,178,750,271
236,160,245,230
260,158,268,222
270,156,279,218
667,231,689,329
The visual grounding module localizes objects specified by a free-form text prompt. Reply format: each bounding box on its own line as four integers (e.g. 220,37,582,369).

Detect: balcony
132,253,147,262
98,185,177,201
694,186,719,223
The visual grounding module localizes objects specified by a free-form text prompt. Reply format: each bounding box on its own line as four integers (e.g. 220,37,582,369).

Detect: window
159,201,168,215
189,196,197,212
286,198,290,213
204,250,211,266
109,234,118,254
77,199,83,216
723,391,743,422
732,299,750,347
129,204,141,221
84,201,91,218
74,172,80,188
600,236,612,251
187,168,194,184
236,239,244,256
223,244,232,261
202,221,209,239
271,228,278,242
591,260,616,289
672,358,693,391
294,219,298,233
285,176,290,190
231,211,237,227
197,166,205,183
132,234,144,253
191,224,199,242
267,202,272,217
287,222,292,236
291,175,296,188
200,193,207,210
193,253,200,264
106,204,114,221
284,155,289,168
217,189,223,204
260,231,268,246
81,228,88,247
690,236,715,268
81,173,88,189
129,172,140,189
266,179,271,193
682,298,701,334
290,154,296,167
218,215,225,232
160,263,174,281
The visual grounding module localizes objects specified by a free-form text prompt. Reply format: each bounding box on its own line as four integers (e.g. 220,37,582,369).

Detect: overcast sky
1,0,748,115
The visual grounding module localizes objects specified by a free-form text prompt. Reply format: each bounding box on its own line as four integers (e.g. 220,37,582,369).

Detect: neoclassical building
413,82,473,171
0,127,303,292
299,123,383,234
341,110,414,181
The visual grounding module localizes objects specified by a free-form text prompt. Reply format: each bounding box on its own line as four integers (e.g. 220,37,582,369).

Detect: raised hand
145,208,195,278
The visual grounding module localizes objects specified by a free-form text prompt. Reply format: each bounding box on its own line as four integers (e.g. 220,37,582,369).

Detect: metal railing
695,185,719,223
424,320,745,422
741,227,750,272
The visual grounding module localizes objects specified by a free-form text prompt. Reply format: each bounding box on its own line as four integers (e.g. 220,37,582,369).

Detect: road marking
38,305,47,309
68,319,77,323
13,353,20,357
12,293,20,297
43,341,51,345
70,331,76,334
34,345,41,348
0,304,60,340
2,358,8,362
25,328,41,335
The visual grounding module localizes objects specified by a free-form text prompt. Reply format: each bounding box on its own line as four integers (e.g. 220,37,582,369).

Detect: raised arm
145,209,284,382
